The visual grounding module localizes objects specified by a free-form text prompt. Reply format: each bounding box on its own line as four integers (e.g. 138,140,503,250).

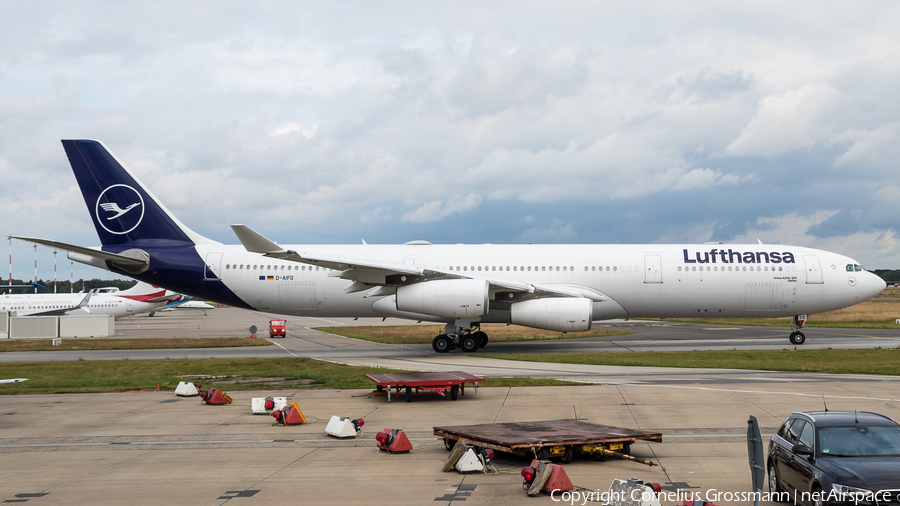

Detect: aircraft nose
871,273,887,296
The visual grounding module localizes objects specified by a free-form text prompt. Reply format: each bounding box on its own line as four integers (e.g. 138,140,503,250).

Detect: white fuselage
193,242,885,323
0,292,166,318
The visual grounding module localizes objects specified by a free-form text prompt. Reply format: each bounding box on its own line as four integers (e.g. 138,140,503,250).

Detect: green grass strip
645,318,900,329
474,348,900,375
314,326,632,345
0,357,579,395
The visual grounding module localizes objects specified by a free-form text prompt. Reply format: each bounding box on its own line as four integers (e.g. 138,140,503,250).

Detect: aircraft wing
231,225,595,300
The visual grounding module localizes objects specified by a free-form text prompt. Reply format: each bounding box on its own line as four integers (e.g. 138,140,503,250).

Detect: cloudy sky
2,1,900,281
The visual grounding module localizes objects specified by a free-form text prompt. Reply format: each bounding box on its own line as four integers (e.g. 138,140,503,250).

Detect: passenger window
799,422,815,449
778,420,793,440
788,420,806,444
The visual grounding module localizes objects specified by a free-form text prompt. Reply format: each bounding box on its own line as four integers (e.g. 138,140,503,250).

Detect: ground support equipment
434,419,662,465
366,371,485,402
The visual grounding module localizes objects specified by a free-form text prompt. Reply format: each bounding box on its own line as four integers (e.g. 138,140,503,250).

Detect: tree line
871,270,900,284
1,278,137,294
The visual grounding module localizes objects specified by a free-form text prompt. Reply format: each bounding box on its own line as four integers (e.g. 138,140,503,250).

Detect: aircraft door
803,255,823,284
644,255,662,283
204,253,223,281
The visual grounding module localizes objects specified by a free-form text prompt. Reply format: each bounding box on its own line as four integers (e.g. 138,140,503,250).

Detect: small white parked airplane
0,280,180,319
12,140,887,352
156,299,215,316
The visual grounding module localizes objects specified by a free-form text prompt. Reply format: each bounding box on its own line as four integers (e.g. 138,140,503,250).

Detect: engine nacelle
510,298,593,332
396,279,489,319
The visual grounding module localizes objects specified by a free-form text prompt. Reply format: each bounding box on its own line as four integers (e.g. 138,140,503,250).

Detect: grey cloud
670,68,755,102
447,35,588,118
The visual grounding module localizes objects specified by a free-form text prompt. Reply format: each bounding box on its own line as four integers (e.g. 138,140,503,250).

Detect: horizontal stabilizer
10,236,149,266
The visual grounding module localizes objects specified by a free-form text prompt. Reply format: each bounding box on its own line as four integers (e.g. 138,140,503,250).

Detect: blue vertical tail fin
62,140,215,247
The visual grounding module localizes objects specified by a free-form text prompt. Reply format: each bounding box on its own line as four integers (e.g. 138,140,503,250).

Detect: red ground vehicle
269,319,287,338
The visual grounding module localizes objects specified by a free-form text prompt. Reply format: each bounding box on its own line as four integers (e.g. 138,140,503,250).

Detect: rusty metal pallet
366,371,485,402
433,419,662,461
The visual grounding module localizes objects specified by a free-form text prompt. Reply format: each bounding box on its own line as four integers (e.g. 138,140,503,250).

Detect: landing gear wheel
432,335,451,353
444,438,455,451
560,445,574,463
473,331,488,348
789,331,806,345
460,335,479,353
450,385,459,401
405,386,413,402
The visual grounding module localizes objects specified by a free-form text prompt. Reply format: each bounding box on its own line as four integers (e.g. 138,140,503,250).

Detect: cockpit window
855,264,863,272
847,264,865,272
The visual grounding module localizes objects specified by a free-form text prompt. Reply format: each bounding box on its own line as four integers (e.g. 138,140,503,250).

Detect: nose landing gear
789,315,808,345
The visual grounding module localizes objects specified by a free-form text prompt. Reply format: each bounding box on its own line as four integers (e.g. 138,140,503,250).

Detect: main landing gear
432,324,489,354
789,314,808,345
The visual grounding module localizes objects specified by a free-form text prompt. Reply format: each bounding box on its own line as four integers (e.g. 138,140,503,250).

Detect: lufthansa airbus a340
12,140,886,352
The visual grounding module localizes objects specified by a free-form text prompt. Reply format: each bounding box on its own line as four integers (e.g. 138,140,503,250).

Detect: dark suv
768,411,900,506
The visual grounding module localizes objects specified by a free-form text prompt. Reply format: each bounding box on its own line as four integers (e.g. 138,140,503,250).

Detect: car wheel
769,464,785,499
811,485,824,506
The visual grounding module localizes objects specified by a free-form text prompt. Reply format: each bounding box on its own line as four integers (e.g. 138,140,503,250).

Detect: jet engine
395,279,489,318
510,298,593,332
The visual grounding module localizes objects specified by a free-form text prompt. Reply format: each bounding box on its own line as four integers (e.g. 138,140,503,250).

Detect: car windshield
819,426,900,456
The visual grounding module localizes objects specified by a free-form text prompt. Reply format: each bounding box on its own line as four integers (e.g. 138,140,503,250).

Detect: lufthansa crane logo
95,184,145,235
